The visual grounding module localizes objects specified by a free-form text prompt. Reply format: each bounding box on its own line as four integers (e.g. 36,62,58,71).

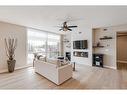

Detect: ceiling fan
58,21,78,31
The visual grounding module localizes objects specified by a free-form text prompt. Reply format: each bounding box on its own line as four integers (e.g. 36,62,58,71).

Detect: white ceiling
0,6,127,34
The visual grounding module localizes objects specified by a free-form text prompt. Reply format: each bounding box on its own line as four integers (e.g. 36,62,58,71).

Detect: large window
47,33,60,58
27,28,61,64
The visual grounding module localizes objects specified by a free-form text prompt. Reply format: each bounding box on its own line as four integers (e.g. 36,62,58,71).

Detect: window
47,33,60,58
27,28,61,64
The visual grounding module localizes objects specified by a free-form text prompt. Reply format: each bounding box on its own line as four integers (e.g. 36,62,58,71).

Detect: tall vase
7,60,16,73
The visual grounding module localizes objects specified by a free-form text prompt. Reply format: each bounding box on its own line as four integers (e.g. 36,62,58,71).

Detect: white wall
93,24,127,69
63,23,92,66
63,32,72,53
0,21,28,73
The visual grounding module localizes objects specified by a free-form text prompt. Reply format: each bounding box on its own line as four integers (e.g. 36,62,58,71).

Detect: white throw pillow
38,56,46,62
60,60,70,66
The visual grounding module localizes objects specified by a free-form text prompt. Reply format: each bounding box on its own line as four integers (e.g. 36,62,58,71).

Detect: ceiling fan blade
68,28,72,31
68,26,78,28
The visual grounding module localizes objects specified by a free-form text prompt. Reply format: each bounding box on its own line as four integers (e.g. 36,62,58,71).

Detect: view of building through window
27,29,60,64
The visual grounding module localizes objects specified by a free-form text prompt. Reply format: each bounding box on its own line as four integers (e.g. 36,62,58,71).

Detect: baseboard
0,64,32,73
103,65,116,69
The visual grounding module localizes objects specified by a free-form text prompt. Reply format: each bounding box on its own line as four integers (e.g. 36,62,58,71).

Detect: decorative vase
7,60,16,73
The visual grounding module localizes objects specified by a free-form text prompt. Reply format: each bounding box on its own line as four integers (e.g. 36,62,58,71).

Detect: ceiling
0,6,127,34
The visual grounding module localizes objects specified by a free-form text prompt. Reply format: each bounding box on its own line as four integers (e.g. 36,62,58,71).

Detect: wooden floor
117,62,127,70
0,64,127,89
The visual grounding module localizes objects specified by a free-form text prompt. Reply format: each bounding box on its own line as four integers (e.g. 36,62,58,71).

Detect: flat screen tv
73,40,88,49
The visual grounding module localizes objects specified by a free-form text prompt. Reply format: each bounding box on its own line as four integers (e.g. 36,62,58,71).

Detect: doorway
117,32,127,70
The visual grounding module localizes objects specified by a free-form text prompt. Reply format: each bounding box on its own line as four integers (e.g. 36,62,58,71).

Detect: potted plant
5,38,17,73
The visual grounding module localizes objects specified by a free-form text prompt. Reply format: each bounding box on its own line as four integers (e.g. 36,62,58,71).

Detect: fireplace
66,52,71,61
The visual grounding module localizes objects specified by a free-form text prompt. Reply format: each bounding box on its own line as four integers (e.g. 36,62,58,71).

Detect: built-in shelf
100,36,113,40
93,46,104,48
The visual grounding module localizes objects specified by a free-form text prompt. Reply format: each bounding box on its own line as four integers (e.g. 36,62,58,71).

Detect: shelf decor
100,36,113,40
93,42,104,48
63,39,69,43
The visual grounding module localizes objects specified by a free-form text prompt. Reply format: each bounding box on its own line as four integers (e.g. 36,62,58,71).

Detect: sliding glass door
27,29,47,64
27,28,61,64
47,33,60,58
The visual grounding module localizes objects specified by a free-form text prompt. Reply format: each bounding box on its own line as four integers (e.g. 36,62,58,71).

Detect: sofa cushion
38,56,46,62
61,60,70,66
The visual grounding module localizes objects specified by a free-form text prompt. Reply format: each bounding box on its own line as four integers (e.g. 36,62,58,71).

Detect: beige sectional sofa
34,59,73,85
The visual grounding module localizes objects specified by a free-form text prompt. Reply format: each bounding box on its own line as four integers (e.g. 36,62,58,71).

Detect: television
73,40,88,49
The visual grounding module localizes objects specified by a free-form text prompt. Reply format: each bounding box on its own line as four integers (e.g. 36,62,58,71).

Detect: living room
0,6,127,90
